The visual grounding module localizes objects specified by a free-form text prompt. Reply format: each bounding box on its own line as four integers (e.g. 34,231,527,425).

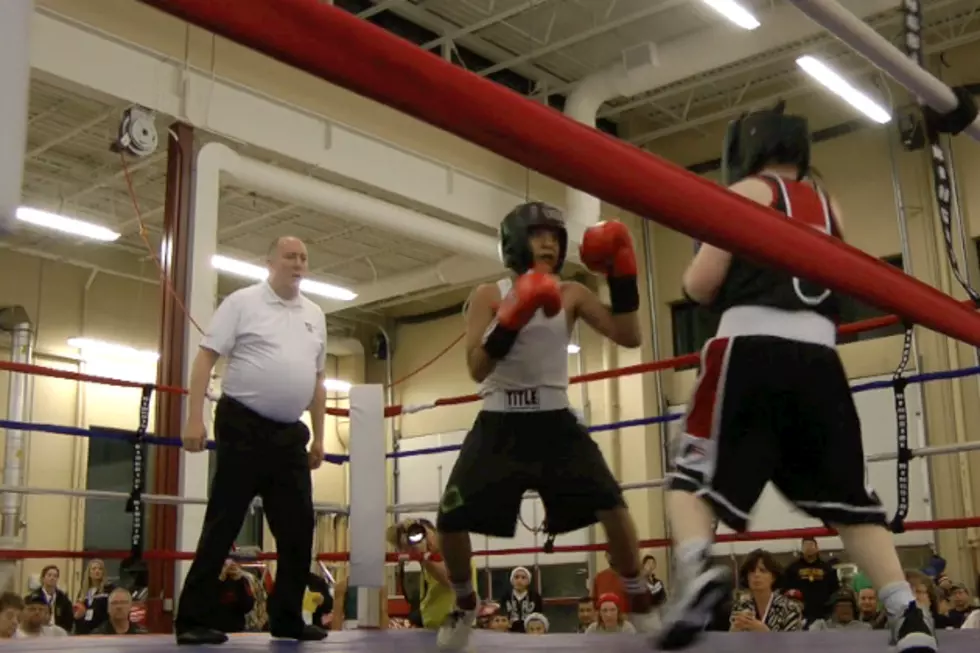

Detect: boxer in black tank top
655,102,937,653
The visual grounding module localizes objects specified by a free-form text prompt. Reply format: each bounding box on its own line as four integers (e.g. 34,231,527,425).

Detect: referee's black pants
175,396,314,635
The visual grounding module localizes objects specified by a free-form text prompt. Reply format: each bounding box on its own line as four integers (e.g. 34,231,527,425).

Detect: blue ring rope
1,364,978,465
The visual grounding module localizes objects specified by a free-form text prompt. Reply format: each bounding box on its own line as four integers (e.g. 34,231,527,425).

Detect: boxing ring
3,0,980,650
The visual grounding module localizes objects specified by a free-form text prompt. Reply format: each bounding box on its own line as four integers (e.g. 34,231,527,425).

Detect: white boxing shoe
437,608,476,651
654,565,731,651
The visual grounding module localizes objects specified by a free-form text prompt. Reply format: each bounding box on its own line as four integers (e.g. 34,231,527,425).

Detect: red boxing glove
579,220,638,278
497,270,562,330
483,270,561,359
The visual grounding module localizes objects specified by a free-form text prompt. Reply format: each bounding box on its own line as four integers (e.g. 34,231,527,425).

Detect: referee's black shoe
175,626,229,646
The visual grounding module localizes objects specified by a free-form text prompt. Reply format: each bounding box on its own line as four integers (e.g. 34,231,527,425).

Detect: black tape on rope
890,328,914,534
121,385,153,590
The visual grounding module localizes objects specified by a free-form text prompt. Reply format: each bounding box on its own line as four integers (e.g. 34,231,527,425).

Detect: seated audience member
730,549,803,632
498,566,543,633
576,596,596,633
488,613,512,633
74,559,114,635
642,555,667,608
856,587,888,629
35,565,74,632
212,560,255,633
385,518,473,631
586,593,637,634
306,570,333,629
782,538,839,626
906,569,956,630
16,594,68,637
808,590,871,631
0,593,23,639
92,588,148,635
523,612,549,635
946,583,976,628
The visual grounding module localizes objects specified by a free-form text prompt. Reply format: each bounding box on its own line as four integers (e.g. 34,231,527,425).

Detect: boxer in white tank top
432,201,659,651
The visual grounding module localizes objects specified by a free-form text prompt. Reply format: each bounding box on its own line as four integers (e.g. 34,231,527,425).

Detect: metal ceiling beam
628,27,980,145
26,107,116,160
476,0,688,77
422,0,554,50
599,0,969,121
363,0,568,88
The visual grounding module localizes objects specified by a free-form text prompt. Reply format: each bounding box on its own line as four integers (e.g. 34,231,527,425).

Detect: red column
148,122,195,633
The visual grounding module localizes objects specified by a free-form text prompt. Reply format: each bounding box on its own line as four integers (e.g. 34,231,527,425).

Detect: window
837,254,906,344
84,432,149,583
207,450,264,548
669,254,906,354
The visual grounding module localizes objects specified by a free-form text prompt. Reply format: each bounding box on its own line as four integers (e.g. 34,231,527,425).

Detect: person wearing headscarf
498,566,542,633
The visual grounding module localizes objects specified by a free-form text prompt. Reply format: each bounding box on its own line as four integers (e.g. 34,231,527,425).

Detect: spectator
16,594,68,637
730,549,802,632
34,565,73,632
73,559,114,635
488,613,511,632
523,613,549,635
906,569,955,630
386,518,472,630
946,583,976,628
586,593,636,634
642,555,667,608
782,538,839,625
591,552,630,614
305,571,333,630
576,596,596,633
936,575,953,601
92,588,148,635
212,560,255,633
808,590,871,631
856,587,888,629
0,593,23,639
498,566,542,633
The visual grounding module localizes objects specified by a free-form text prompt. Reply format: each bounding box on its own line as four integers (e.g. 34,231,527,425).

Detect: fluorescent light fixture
567,344,581,354
323,378,353,393
67,338,160,363
796,56,892,124
16,207,120,242
701,0,760,30
211,255,357,301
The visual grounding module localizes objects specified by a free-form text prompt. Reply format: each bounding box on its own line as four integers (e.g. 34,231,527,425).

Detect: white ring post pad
348,384,386,627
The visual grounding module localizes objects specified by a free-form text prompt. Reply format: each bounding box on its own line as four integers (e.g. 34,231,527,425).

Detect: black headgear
722,100,811,185
499,201,568,274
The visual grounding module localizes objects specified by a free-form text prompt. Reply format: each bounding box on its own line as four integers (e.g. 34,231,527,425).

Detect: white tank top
480,278,570,411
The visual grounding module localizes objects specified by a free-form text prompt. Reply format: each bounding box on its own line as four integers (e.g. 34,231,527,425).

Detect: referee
175,236,329,646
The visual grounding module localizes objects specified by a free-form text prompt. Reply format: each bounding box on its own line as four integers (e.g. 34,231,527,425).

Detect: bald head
266,236,309,299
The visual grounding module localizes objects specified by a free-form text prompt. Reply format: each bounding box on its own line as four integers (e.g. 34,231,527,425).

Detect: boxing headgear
722,100,811,185
499,201,568,274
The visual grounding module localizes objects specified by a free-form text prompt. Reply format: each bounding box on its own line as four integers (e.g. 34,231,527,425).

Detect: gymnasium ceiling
6,0,980,337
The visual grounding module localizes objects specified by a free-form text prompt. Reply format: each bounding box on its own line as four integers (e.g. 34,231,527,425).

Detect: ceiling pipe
195,143,525,313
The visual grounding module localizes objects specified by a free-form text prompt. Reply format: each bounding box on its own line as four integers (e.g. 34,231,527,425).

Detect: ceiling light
796,56,892,124
211,255,357,301
567,344,581,354
67,338,160,363
17,207,120,242
323,378,352,393
701,0,760,30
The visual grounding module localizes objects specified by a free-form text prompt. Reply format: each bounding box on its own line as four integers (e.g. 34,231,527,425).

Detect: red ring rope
0,302,960,418
3,516,976,563
139,0,980,348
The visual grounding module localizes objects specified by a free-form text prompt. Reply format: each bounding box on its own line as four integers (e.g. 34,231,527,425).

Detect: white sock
878,581,916,618
675,537,711,569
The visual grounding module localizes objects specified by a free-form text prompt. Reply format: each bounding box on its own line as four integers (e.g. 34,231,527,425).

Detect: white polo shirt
201,282,327,423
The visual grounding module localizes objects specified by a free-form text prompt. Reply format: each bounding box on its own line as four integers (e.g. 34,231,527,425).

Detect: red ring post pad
140,0,980,347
